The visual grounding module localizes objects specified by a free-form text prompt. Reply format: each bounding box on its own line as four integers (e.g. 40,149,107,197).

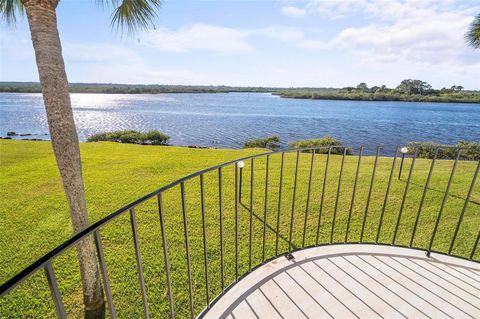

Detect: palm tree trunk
23,1,105,318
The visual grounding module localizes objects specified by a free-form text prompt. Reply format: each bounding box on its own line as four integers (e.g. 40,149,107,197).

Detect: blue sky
1,0,479,89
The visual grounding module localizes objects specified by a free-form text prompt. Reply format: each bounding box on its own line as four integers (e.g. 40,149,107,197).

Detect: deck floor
203,245,480,319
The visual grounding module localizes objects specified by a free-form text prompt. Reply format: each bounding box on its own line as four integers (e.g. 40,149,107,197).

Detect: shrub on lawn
288,136,352,154
87,130,170,145
143,130,171,145
243,135,280,150
407,140,480,160
457,140,480,160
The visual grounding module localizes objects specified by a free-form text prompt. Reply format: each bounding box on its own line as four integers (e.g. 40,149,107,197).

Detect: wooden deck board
203,245,480,319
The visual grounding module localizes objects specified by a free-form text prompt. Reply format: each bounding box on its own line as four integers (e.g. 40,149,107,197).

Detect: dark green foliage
275,79,480,103
288,136,352,154
407,140,480,160
107,0,162,34
396,79,433,95
243,135,280,150
87,130,170,145
0,82,275,94
407,141,457,159
466,13,480,49
457,140,480,160
0,0,23,25
143,130,170,145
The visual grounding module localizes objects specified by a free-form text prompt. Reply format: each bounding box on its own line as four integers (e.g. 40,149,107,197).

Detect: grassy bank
0,140,479,318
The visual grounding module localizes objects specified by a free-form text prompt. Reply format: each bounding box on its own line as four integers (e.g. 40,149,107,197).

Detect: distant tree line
0,82,275,94
276,79,480,103
340,79,465,95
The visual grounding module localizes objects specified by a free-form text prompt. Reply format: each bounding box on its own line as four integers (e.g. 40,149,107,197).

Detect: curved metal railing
1,145,479,318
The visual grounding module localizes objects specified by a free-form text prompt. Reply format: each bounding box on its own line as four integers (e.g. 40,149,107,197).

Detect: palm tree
466,13,480,48
0,0,161,318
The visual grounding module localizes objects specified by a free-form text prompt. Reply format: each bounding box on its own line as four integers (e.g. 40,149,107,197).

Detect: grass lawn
0,139,478,318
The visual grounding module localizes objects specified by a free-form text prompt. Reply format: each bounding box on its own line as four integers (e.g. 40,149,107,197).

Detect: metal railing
1,145,479,318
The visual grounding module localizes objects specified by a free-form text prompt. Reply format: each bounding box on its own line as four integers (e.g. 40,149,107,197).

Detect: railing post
392,149,417,245
239,166,243,204
94,230,116,319
376,147,398,243
360,146,381,242
302,150,315,247
316,147,332,245
398,152,406,180
249,159,254,272
200,175,210,308
262,155,270,262
331,147,347,244
275,152,285,255
470,232,480,260
44,261,66,319
410,148,438,247
449,160,480,254
235,163,239,281
218,167,225,293
346,146,363,243
180,182,194,318
427,150,461,257
288,151,300,252
157,193,175,319
129,208,150,319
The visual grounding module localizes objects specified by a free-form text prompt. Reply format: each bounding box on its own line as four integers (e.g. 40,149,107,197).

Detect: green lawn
0,140,478,318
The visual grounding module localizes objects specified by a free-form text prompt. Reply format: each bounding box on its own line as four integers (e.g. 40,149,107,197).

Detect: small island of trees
275,79,480,103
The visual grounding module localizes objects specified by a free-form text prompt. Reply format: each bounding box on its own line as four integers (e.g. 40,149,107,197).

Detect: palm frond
0,0,24,25
466,13,480,49
97,0,161,34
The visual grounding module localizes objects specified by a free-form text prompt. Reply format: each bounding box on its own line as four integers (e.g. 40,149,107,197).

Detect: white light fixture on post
399,147,409,180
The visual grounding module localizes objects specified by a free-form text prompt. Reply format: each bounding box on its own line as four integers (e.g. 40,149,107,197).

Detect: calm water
1,92,479,152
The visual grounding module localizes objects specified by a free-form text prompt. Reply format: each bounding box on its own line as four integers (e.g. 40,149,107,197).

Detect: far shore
1,82,479,104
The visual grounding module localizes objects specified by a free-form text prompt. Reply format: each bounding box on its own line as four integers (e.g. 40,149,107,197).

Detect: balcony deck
203,245,480,319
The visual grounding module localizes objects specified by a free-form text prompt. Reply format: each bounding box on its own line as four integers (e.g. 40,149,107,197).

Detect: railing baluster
376,148,398,243
235,163,239,281
409,149,438,247
239,165,243,204
180,182,194,318
218,168,225,293
157,193,175,319
302,150,315,247
288,151,300,252
94,230,116,319
200,175,210,308
249,159,254,272
262,155,270,262
331,147,347,244
449,160,480,254
470,232,480,260
427,150,461,257
392,149,417,244
129,208,150,319
360,146,381,242
316,147,332,245
275,152,285,255
44,261,66,319
346,146,363,243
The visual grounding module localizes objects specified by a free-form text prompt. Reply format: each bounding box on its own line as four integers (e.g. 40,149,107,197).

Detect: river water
1,92,478,152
